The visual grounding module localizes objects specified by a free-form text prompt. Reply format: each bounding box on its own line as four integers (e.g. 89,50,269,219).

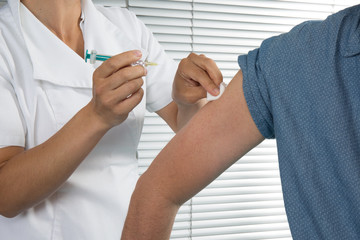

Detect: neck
21,0,84,57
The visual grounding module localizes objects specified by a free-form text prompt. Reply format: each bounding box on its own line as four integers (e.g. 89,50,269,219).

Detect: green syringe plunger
85,49,157,67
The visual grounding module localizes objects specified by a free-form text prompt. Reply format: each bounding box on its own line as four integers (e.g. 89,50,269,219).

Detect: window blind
0,0,357,239
0,0,127,8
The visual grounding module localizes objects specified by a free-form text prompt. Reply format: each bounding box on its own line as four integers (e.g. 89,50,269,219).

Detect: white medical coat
0,0,177,239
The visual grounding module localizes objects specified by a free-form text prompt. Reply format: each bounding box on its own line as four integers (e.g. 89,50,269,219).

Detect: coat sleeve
0,31,26,148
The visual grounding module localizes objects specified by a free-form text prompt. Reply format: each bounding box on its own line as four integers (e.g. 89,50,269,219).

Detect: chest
12,60,146,150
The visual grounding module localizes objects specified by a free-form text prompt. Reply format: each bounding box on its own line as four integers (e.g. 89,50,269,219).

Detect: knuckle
132,79,143,90
128,81,138,91
137,88,144,98
105,59,118,70
188,52,197,59
139,77,144,87
121,83,131,95
203,57,214,65
116,68,128,80
121,81,137,96
133,65,145,77
179,58,187,67
131,88,144,103
130,79,143,92
180,59,191,71
218,72,224,81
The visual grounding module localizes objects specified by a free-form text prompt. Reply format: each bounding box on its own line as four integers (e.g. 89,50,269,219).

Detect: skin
0,0,222,217
121,71,265,240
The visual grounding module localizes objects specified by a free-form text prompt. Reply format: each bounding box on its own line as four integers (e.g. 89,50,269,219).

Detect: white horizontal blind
129,0,193,62
93,0,127,7
0,0,127,8
0,0,357,239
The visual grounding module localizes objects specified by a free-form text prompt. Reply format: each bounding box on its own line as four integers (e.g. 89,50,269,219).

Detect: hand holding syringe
85,50,157,67
88,50,147,129
86,50,225,102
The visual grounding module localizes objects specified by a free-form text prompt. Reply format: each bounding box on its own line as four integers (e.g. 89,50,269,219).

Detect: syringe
85,50,157,67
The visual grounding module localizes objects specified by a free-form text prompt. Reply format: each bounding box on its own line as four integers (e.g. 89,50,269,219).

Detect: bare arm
0,107,111,218
0,51,145,218
122,70,264,240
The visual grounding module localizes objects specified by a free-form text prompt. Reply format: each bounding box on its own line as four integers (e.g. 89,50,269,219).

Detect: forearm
176,98,207,131
121,122,219,239
0,103,110,217
122,174,180,240
156,99,207,133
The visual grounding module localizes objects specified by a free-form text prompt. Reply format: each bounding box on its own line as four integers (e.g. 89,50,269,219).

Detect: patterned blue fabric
238,5,360,240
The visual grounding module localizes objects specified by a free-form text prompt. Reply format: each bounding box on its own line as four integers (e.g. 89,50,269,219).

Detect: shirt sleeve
0,74,26,147
238,21,319,139
144,36,177,113
238,43,275,139
132,12,177,113
97,7,177,113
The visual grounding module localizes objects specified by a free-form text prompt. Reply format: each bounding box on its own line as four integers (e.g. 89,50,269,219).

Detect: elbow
0,199,23,218
0,209,22,218
0,204,23,218
0,186,26,218
134,172,181,210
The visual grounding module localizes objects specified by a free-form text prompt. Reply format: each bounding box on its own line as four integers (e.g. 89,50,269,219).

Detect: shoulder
254,6,359,74
274,4,360,50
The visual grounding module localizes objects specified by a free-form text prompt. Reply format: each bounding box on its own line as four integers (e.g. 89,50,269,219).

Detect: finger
93,50,143,79
179,58,220,96
188,53,223,95
97,77,143,110
106,65,146,90
115,88,144,114
112,77,144,102
189,53,223,85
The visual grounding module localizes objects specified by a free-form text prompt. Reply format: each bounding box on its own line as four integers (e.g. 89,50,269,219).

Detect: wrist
81,102,113,134
176,98,207,111
175,98,207,131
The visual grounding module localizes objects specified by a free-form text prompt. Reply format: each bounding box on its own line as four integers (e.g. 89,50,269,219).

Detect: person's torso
267,6,360,239
0,1,154,238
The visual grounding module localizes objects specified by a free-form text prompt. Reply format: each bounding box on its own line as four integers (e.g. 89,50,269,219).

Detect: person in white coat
0,0,222,239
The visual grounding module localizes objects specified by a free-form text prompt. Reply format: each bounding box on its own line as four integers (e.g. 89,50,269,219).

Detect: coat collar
81,0,147,67
10,0,145,88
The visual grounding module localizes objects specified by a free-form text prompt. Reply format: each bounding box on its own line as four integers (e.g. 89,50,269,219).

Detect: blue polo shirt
239,5,360,240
